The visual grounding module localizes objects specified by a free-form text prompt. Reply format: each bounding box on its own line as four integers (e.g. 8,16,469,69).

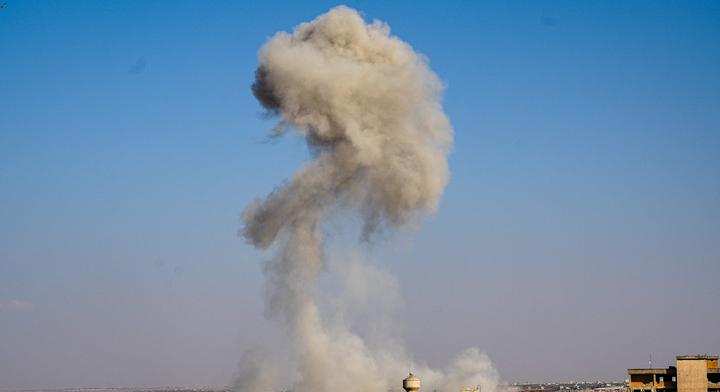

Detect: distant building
628,355,720,392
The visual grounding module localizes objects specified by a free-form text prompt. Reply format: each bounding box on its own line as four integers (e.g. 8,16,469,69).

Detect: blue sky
1,1,719,389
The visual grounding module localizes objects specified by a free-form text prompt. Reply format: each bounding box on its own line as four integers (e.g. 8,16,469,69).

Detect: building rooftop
628,368,676,375
676,355,718,360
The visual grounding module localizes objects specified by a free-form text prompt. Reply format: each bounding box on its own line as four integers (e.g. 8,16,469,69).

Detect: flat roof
677,355,718,360
628,369,676,375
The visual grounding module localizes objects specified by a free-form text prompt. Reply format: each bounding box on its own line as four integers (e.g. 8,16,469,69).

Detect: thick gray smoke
239,6,499,392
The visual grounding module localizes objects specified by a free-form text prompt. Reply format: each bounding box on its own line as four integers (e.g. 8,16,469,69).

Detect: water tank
403,373,421,392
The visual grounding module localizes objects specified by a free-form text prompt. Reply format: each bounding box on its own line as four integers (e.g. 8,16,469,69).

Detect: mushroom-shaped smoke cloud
239,6,498,392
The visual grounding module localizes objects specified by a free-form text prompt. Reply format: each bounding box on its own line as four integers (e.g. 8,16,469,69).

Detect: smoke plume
239,6,499,392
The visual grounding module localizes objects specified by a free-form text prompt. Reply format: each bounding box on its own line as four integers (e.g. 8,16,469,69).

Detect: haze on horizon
1,1,719,390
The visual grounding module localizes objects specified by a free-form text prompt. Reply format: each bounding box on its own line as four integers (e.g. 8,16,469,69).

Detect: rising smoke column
240,6,499,392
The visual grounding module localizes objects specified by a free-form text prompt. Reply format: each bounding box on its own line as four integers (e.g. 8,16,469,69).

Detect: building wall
677,359,708,392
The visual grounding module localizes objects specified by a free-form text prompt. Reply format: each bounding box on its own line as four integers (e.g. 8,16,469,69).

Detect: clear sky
1,1,719,389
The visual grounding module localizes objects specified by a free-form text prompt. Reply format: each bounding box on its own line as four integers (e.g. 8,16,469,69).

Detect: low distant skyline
1,1,719,390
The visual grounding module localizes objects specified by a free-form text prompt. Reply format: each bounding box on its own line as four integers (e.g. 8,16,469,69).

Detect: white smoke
239,6,500,392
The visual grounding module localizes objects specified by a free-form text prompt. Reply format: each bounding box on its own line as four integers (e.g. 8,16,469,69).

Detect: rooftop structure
627,355,719,392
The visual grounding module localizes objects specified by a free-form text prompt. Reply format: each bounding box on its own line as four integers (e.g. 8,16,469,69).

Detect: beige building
628,355,720,392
